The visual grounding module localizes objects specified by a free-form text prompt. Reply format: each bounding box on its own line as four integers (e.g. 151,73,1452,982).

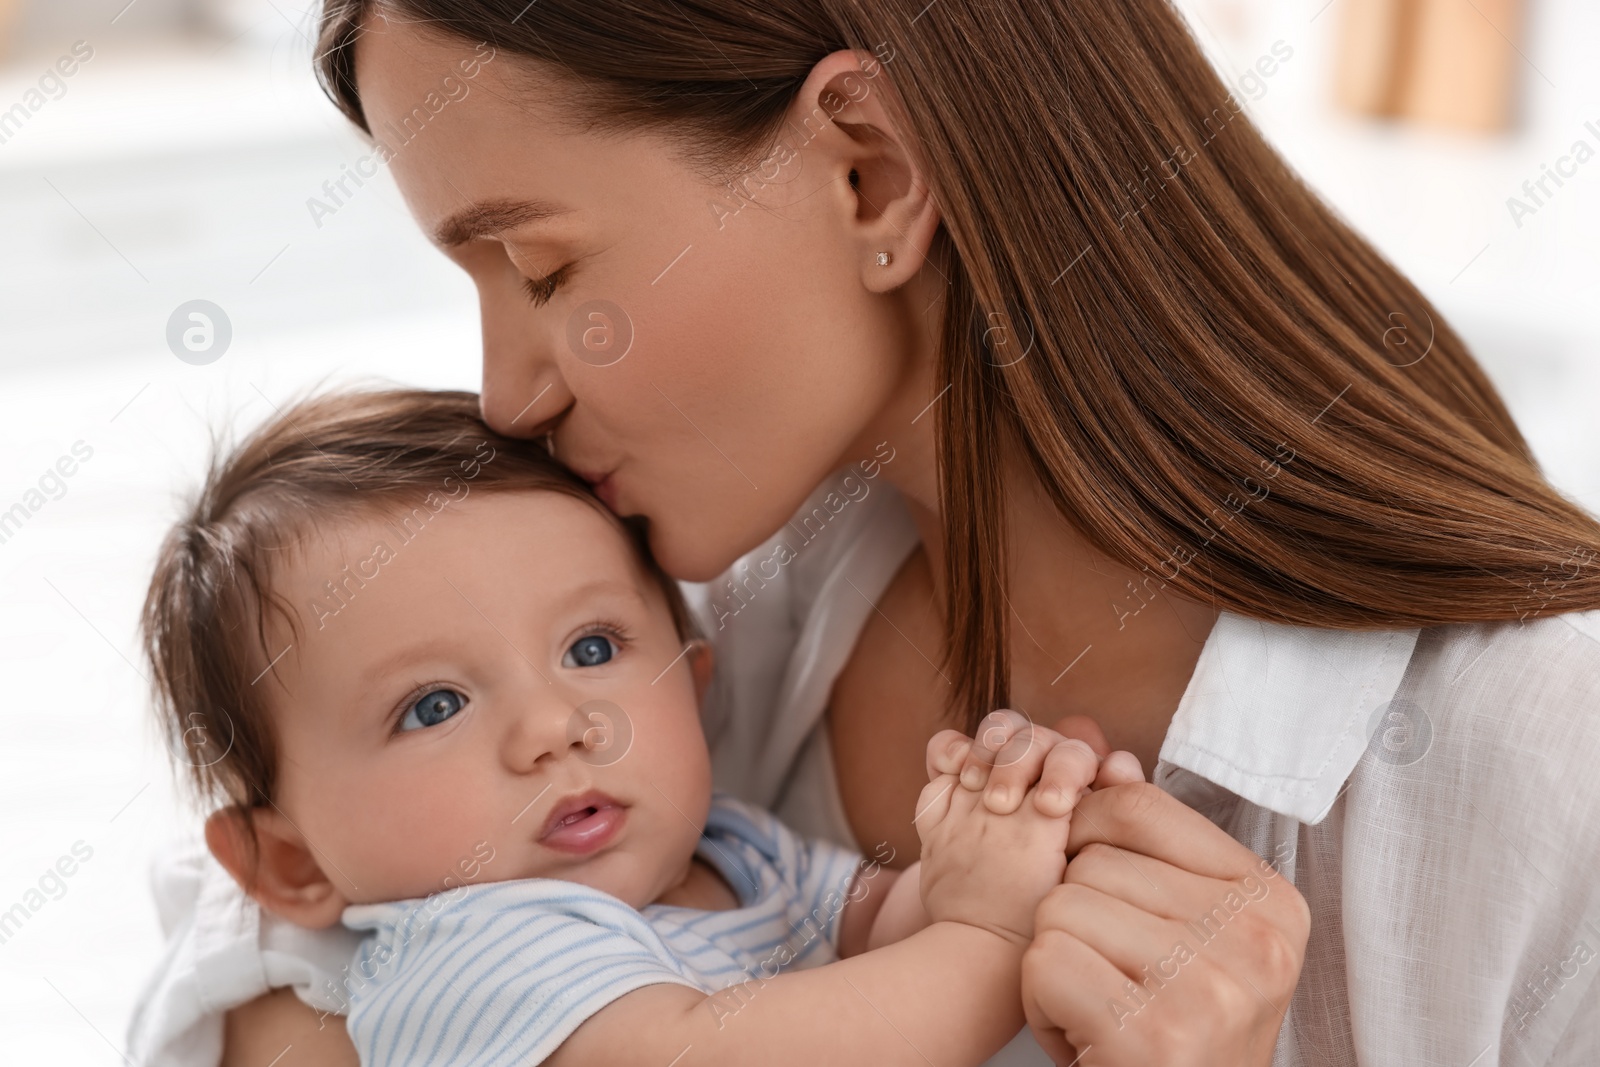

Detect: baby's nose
500,697,632,774
565,699,634,767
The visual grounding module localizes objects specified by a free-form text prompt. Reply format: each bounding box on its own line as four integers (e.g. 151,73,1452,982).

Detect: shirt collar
1154,612,1421,824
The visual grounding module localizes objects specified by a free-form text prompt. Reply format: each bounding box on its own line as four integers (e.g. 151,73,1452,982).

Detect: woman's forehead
352,14,569,151
349,18,690,241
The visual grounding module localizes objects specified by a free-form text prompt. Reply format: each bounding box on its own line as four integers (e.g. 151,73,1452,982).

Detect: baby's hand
914,732,1102,945
927,710,1145,817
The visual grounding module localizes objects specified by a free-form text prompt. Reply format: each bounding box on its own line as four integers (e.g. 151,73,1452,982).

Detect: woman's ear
790,49,941,293
686,637,715,705
205,806,351,930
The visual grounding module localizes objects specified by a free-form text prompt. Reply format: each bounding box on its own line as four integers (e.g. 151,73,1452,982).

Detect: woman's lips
572,465,620,511
592,472,619,511
539,792,626,854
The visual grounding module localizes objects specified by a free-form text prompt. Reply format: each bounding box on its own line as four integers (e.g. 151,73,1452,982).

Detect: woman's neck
881,425,1216,775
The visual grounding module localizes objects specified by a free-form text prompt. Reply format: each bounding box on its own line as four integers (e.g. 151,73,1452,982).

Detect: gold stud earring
875,251,893,267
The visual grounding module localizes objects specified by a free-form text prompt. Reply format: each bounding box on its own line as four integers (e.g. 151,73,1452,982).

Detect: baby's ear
686,637,715,704
205,806,350,929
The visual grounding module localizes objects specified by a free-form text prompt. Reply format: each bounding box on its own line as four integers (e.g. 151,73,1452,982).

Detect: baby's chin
524,842,682,910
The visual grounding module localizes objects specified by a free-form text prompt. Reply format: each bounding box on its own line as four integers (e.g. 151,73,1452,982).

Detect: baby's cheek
635,701,714,837
630,686,713,793
333,773,500,902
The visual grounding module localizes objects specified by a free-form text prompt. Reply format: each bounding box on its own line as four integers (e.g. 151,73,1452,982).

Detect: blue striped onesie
340,791,865,1066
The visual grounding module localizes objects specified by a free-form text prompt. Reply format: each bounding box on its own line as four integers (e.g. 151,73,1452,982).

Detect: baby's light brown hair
141,388,695,871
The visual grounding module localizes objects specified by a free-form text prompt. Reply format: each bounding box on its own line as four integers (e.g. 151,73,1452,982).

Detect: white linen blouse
127,465,1600,1067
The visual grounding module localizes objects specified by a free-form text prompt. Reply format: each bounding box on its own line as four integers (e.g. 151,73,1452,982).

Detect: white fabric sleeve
124,834,362,1067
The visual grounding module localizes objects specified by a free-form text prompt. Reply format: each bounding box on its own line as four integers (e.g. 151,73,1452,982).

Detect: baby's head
143,389,715,928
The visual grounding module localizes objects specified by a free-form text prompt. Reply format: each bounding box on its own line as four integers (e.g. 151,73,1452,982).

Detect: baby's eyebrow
546,577,650,614
355,581,644,687
358,640,452,693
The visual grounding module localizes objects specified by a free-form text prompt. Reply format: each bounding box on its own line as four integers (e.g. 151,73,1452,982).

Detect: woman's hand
1019,782,1310,1066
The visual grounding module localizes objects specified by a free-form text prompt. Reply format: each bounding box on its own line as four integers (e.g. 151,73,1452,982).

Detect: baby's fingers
925,730,973,781
1031,739,1101,818
961,709,1062,811
913,773,961,833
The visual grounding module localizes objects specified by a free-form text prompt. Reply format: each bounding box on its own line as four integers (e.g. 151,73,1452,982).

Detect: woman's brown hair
142,388,695,852
314,1,1600,731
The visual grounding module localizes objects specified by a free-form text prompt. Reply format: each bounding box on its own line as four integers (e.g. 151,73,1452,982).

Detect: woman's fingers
1065,782,1267,881
1095,750,1144,788
1026,871,1303,1065
1046,714,1111,758
1033,882,1182,976
1025,891,1204,1064
1063,842,1219,921
1022,783,1311,1066
1021,928,1124,1065
1031,738,1102,818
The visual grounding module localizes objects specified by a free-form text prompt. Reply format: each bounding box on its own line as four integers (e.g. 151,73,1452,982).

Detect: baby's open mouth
538,790,627,854
555,807,599,828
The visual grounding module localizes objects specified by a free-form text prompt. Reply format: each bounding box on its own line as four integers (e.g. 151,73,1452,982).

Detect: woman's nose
477,283,573,439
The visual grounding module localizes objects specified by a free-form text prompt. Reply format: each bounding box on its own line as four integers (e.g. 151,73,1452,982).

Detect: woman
128,1,1600,1064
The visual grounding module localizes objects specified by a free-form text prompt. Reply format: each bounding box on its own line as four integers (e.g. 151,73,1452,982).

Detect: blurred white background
0,0,1594,1062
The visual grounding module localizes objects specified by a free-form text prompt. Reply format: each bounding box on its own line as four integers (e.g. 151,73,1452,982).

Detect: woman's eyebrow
431,197,570,248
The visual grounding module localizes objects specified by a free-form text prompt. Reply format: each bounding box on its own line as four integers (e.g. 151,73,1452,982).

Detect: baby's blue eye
564,634,615,668
398,689,465,732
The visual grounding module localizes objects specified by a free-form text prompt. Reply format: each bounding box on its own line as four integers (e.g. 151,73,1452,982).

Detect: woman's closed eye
397,688,466,732
520,264,570,307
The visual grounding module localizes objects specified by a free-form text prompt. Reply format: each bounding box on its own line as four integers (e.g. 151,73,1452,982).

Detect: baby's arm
860,861,928,953
548,739,1103,1067
546,916,1029,1067
834,858,930,958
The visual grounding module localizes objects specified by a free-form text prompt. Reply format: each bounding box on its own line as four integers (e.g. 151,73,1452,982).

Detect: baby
141,388,1132,1066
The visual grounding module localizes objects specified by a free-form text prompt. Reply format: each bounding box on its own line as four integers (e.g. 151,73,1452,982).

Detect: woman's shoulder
1552,605,1600,649
1397,608,1600,814
1408,608,1600,715
1329,610,1600,1063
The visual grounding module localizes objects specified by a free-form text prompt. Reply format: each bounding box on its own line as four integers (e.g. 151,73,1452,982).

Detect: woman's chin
639,516,763,583
650,534,740,584
645,489,822,583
